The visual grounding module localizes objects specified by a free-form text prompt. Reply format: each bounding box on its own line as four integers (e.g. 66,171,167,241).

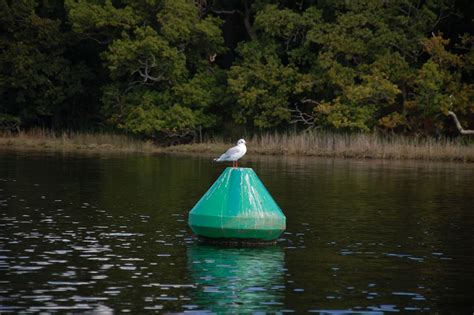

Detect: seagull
214,139,247,168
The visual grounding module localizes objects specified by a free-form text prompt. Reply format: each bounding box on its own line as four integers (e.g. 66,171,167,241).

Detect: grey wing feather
224,146,241,156
215,146,239,161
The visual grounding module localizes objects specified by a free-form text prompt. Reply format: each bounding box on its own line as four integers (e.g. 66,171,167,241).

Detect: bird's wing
215,146,241,161
224,146,241,156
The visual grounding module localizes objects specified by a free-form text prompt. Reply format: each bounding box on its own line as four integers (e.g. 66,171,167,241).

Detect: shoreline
1,130,473,162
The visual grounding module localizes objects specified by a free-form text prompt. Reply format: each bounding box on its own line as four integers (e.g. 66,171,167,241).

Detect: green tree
66,0,227,139
228,41,298,128
1,0,472,137
0,0,90,129
407,34,474,133
226,0,470,134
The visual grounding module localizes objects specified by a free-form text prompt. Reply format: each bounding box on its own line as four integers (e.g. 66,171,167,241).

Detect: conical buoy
188,167,286,244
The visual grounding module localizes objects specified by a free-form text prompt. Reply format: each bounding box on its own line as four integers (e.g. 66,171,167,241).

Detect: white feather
214,139,247,162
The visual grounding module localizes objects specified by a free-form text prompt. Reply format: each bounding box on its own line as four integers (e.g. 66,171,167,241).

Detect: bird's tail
214,155,224,162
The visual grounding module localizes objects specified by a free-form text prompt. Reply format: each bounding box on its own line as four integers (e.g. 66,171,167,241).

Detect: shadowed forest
1,0,473,143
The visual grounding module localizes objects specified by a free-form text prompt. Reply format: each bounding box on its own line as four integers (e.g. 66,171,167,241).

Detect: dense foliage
1,0,473,140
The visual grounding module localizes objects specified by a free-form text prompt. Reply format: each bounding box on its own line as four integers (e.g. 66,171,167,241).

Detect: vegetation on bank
2,130,473,162
0,1,473,142
0,129,157,153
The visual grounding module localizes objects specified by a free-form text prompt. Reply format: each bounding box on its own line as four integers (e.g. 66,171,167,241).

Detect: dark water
0,151,473,314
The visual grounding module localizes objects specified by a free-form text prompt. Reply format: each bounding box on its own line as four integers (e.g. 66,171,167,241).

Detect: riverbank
0,129,160,154
1,129,473,162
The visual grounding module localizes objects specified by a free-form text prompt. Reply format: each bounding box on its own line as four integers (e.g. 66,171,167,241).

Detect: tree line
1,0,473,141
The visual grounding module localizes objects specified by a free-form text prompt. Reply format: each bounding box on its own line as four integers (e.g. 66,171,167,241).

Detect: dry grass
168,131,474,162
1,129,473,162
0,129,159,153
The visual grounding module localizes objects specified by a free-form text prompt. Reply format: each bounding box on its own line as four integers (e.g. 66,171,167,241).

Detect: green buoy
188,167,286,243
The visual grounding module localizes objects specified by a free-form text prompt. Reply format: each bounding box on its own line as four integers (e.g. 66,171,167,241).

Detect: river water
0,151,473,313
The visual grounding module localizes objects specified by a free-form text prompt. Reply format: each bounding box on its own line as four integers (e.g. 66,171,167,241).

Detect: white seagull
214,139,247,168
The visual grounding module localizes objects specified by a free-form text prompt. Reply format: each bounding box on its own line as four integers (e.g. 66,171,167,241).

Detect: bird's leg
236,161,238,168
232,161,235,168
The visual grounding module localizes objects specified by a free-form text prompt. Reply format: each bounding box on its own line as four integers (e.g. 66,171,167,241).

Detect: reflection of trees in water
187,245,285,313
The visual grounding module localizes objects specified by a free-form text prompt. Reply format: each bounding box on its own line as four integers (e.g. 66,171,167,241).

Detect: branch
243,0,257,40
79,33,112,45
448,111,474,135
301,98,319,105
210,9,244,16
134,54,166,83
389,41,418,61
289,103,316,131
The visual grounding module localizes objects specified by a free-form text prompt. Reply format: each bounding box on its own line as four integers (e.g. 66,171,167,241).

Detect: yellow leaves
316,102,332,114
348,72,401,105
315,100,374,132
294,73,316,94
403,100,417,110
422,34,463,68
379,112,406,129
451,84,474,114
323,59,356,88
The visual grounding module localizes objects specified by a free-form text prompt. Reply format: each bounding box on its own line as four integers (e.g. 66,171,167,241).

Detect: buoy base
197,236,277,247
189,222,284,241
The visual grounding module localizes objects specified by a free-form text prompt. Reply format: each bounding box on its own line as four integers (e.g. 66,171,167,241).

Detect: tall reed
170,131,474,162
0,128,156,153
1,129,473,161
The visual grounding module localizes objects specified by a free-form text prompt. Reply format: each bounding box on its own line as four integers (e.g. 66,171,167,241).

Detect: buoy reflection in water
187,245,285,313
